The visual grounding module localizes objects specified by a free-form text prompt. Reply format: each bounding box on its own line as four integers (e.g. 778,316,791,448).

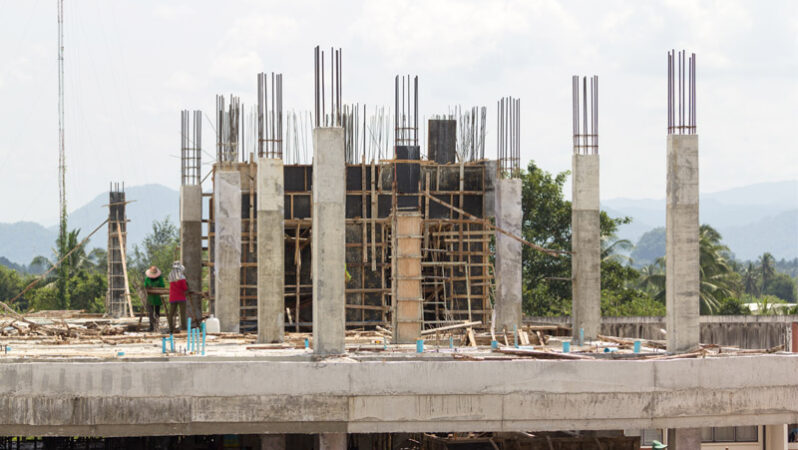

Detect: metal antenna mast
57,0,67,244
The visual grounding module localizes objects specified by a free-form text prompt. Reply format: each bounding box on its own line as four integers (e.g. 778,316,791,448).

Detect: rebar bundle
216,95,241,164
257,72,283,158
314,46,342,128
181,110,202,185
668,50,696,135
572,75,598,155
497,97,520,178
284,110,313,165
445,106,486,162
395,75,418,150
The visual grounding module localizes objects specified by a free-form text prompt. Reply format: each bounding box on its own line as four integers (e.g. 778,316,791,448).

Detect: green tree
519,161,652,316
520,162,572,316
741,262,759,296
762,272,796,303
30,228,104,311
759,252,776,294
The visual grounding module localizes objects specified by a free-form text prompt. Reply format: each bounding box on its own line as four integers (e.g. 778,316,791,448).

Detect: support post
312,128,346,355
180,185,203,323
765,424,788,450
259,434,285,450
257,158,285,343
214,169,242,333
571,154,600,341
392,211,423,343
667,428,702,450
666,134,699,352
318,433,346,450
494,178,523,332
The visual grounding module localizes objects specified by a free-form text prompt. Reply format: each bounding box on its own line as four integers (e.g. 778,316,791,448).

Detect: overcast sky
1,0,796,225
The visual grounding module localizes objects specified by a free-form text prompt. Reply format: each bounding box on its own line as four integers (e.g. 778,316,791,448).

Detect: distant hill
605,180,798,261
0,184,179,266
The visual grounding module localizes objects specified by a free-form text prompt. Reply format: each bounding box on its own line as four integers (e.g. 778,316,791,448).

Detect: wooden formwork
203,160,493,333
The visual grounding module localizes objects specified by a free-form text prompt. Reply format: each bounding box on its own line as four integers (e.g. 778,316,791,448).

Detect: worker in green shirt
144,266,165,332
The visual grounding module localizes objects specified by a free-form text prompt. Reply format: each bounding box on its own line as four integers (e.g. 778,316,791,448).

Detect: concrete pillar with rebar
570,76,601,342
312,127,346,355
666,50,699,353
214,169,242,333
180,110,203,325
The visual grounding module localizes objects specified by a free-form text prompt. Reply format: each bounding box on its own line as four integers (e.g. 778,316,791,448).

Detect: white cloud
153,4,195,20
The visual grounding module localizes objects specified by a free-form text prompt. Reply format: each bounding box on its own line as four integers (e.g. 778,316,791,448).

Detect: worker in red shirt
167,261,189,333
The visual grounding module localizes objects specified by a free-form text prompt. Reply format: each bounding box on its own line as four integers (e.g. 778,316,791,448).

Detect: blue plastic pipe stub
563,341,571,353
634,340,641,353
449,336,454,349
491,340,498,349
304,338,309,349
416,339,424,353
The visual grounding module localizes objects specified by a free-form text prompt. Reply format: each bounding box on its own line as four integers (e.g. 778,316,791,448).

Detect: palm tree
759,252,776,294
601,236,633,265
638,225,739,313
30,228,95,309
742,262,759,296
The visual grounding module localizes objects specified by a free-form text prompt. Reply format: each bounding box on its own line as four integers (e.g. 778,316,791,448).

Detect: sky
0,0,796,225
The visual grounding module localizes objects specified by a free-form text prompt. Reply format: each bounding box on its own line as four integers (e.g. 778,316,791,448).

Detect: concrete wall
180,185,203,323
525,316,797,350
572,154,600,340
312,128,346,355
666,135,700,352
257,158,285,343
495,178,523,332
1,355,797,437
214,170,242,333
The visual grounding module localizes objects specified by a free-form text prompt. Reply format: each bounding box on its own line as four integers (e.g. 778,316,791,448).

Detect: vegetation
520,161,663,317
0,218,179,315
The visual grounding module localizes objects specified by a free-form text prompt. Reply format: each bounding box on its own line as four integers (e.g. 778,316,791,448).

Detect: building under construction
1,47,798,450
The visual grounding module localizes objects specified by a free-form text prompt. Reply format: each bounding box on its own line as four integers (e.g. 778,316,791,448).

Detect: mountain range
0,180,795,268
0,184,179,267
604,180,797,262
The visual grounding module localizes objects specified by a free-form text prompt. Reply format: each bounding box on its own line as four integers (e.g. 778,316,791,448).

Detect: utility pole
57,0,68,308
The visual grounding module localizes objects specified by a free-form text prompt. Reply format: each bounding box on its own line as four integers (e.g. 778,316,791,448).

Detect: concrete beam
257,158,285,343
572,154,600,341
666,135,699,352
1,355,797,437
180,185,203,323
495,178,523,332
214,169,242,333
312,128,346,355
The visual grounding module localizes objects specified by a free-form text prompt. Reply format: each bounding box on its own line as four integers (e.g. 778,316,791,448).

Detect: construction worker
143,266,165,332
167,261,189,333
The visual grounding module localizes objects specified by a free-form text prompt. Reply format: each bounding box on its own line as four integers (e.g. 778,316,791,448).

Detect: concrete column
312,128,346,355
318,433,346,450
214,169,242,333
766,425,788,450
494,178,523,332
571,154,600,341
666,135,699,352
180,185,203,323
260,434,285,450
393,212,423,343
257,158,285,343
667,428,701,449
